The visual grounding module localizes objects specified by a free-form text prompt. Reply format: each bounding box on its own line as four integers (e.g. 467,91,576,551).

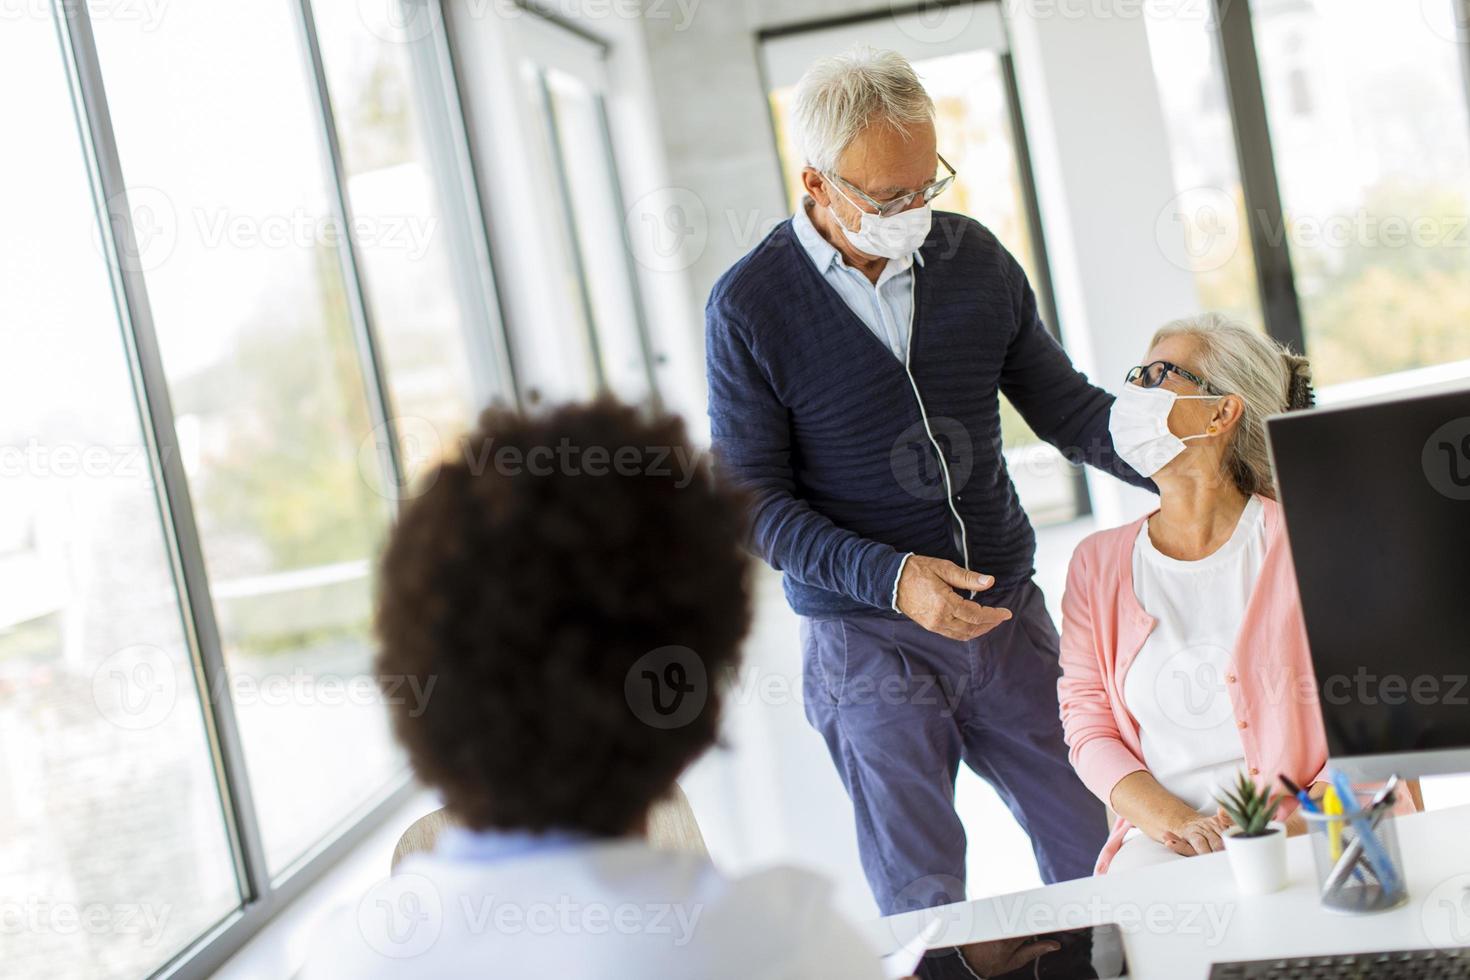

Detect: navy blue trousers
801,580,1107,917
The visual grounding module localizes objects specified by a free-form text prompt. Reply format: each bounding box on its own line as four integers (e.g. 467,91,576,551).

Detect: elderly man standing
705,48,1152,918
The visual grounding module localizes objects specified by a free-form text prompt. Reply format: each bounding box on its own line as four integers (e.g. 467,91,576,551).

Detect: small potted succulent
1216,770,1289,895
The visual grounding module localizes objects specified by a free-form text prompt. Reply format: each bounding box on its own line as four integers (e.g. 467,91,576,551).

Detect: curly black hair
375,399,752,836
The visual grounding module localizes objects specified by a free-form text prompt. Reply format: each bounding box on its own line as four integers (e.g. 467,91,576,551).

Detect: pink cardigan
1059,495,1350,873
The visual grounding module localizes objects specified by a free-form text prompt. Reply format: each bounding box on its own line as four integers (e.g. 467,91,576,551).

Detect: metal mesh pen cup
1302,794,1408,914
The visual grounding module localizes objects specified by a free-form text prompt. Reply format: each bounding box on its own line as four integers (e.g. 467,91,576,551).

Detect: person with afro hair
305,399,890,979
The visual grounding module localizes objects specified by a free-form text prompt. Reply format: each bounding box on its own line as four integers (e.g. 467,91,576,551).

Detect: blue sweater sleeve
706,298,909,611
997,256,1156,492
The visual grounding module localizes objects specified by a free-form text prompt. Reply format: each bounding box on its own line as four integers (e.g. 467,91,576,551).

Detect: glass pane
921,51,1041,289
514,61,604,403
545,67,656,405
0,18,238,980
769,48,1083,525
311,0,485,473
1251,0,1470,386
90,6,403,875
1143,4,1266,331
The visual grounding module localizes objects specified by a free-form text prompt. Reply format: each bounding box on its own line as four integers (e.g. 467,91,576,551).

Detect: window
540,66,659,404
0,18,238,978
512,16,659,405
1143,6,1267,332
1249,0,1470,387
89,5,403,875
764,11,1087,526
447,8,657,407
13,0,663,974
312,0,508,472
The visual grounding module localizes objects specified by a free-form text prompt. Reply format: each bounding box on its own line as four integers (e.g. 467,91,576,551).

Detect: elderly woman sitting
1059,313,1337,874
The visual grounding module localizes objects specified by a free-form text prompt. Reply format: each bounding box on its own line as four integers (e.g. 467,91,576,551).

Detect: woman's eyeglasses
1125,360,1222,396
824,154,957,218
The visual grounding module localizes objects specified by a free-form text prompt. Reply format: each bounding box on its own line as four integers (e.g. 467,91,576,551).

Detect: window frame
451,6,663,407
1209,0,1470,374
47,1,493,976
1209,0,1307,355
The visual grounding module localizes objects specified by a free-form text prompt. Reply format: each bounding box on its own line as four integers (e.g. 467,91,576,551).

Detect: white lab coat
301,838,886,979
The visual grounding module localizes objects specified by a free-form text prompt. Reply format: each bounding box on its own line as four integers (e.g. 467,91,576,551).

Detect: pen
1279,775,1320,814
1328,769,1403,896
1323,785,1344,860
1320,783,1398,897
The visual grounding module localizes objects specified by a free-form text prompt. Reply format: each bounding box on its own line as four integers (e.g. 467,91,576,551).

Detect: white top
300,838,885,979
791,196,923,363
1121,495,1266,814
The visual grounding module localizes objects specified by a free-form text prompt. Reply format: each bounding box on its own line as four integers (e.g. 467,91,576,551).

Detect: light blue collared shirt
436,826,592,863
791,196,924,364
792,196,923,610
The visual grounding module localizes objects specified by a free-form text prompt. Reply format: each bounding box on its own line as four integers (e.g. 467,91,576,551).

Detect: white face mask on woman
1108,384,1222,478
826,181,932,260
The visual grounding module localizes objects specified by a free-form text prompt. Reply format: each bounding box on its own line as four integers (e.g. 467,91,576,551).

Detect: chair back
390,784,708,872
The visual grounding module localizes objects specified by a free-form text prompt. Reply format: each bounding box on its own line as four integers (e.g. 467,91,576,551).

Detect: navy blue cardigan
705,212,1150,617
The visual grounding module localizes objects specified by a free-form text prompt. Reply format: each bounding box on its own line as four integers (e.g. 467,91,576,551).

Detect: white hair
1152,312,1314,499
790,46,935,174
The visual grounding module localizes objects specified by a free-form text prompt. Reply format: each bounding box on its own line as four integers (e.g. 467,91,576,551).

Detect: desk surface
867,804,1470,978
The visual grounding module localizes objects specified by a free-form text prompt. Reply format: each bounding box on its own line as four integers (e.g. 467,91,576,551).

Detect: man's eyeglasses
1125,360,1223,396
824,154,957,218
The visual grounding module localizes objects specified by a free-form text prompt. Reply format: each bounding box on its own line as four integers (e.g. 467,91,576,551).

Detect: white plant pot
1223,822,1288,896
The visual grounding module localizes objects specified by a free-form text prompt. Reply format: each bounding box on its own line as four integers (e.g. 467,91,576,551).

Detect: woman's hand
1111,770,1232,856
1159,810,1232,856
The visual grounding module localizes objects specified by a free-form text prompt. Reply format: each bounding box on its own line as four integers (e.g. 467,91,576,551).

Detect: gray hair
1152,312,1314,499
790,46,935,174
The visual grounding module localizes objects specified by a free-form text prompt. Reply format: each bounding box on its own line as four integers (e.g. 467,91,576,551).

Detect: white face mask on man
826,179,932,260
1108,383,1223,478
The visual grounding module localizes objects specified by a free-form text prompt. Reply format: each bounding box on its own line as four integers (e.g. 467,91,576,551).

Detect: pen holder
1301,795,1408,914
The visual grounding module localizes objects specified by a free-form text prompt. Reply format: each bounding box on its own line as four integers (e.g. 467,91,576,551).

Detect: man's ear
801,167,829,208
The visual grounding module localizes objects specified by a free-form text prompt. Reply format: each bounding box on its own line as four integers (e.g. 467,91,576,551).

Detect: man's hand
895,555,1011,641
960,936,1061,977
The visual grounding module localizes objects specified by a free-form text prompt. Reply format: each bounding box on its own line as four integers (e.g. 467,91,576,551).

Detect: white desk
867,804,1470,978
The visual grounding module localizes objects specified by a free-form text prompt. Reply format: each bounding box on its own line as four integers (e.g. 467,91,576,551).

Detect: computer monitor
1267,385,1470,781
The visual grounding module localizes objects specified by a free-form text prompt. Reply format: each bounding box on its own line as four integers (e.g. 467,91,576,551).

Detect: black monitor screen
1267,388,1470,760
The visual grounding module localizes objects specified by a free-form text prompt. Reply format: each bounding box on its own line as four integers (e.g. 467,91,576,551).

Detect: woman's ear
1211,393,1246,436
